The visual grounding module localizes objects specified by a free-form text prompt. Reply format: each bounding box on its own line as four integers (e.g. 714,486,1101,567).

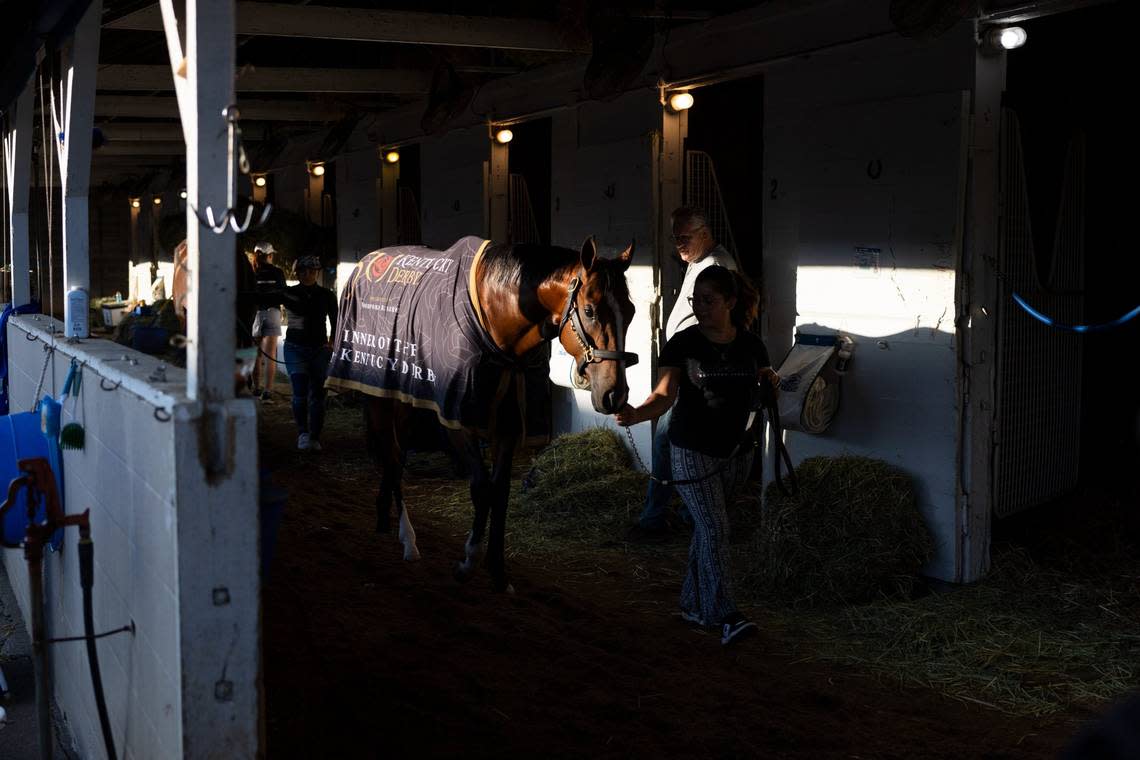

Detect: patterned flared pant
671,444,753,626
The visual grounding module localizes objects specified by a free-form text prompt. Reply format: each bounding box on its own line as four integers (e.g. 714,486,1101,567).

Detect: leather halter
554,274,639,377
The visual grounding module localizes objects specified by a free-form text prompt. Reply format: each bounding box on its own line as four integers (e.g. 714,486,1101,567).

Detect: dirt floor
259,393,1091,759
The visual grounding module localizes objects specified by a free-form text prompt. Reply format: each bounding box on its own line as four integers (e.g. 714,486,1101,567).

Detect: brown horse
358,237,636,592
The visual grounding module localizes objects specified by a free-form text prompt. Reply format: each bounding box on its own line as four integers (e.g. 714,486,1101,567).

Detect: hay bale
518,427,647,525
743,455,933,606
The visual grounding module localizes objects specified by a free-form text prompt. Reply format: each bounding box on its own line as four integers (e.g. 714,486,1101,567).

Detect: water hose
78,526,116,760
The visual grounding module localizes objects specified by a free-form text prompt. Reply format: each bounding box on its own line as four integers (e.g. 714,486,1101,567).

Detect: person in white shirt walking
627,207,737,541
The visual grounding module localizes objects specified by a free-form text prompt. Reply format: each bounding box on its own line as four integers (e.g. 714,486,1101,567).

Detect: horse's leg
391,404,420,561
392,477,420,561
450,428,489,582
365,399,420,560
364,399,394,534
486,433,519,594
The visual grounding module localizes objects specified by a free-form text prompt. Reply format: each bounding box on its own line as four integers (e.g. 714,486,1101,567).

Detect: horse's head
553,238,637,414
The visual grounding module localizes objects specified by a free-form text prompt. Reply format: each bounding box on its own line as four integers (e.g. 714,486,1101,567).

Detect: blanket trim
323,377,464,430
466,239,493,335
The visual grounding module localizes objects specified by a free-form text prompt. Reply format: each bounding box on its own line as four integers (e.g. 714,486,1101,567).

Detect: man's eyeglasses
670,225,706,245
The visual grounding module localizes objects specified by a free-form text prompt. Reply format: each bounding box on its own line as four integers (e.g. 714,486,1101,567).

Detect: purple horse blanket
325,236,550,442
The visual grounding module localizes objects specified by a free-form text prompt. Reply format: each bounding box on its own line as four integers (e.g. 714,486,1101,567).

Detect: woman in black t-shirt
616,266,778,646
280,256,338,452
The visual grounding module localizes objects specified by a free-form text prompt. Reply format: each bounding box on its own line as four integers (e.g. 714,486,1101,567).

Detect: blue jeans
283,342,331,440
637,409,692,529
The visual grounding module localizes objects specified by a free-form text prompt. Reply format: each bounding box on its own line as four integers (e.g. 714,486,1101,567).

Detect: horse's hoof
492,580,514,594
403,546,421,562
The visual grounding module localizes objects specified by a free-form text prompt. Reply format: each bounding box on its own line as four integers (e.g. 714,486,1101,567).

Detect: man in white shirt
629,207,737,541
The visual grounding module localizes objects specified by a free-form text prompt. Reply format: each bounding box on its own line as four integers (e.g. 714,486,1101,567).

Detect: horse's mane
480,242,630,301
480,242,578,291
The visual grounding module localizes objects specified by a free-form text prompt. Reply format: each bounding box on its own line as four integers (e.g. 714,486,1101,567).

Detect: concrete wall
548,91,659,459
762,25,976,581
4,315,259,758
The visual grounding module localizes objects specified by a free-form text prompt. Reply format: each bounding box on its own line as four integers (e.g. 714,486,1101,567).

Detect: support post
380,151,399,246
658,100,687,331
958,43,1005,583
52,0,103,337
3,78,34,306
488,132,509,242
174,2,260,758
306,169,325,224
184,0,237,402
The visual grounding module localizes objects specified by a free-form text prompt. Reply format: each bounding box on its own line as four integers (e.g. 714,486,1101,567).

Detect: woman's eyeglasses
687,294,723,307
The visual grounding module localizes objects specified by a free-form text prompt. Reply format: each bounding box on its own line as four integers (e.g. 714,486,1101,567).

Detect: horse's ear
580,236,598,272
617,239,634,271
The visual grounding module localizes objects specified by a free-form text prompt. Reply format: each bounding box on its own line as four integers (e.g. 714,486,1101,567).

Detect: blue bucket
0,411,64,549
132,326,169,354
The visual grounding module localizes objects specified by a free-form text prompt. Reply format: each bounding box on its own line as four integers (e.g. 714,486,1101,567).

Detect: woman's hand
759,367,780,396
614,403,640,427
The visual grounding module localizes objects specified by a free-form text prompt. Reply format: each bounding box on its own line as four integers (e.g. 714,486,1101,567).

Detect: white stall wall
335,146,381,296
762,27,976,581
420,126,487,249
4,316,259,759
549,92,659,459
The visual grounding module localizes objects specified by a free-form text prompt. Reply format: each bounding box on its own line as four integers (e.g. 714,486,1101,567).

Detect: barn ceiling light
253,174,268,187
494,128,513,144
668,92,694,112
129,198,140,208
308,161,326,177
179,189,187,199
152,196,162,206
984,25,1027,51
384,150,400,164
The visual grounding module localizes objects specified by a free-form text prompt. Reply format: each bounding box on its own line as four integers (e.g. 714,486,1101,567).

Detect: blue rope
1012,292,1140,333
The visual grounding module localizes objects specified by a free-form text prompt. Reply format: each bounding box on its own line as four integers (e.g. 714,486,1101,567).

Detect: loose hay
515,427,648,546
741,455,934,606
771,546,1140,716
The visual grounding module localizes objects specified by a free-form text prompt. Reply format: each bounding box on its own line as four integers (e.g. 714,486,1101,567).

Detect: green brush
60,361,86,450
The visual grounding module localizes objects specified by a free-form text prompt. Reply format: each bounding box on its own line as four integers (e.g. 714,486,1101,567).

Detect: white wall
335,146,381,296
762,26,976,581
548,91,659,458
420,126,487,248
4,315,259,758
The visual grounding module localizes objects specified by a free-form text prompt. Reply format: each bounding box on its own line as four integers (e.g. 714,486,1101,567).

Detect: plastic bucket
0,412,62,549
132,326,169,354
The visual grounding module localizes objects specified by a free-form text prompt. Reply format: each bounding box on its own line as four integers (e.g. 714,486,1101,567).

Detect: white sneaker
309,439,322,452
297,433,311,450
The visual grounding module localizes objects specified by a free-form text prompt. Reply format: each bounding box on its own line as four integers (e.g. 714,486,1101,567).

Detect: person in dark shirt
280,255,338,451
615,265,778,646
250,242,287,401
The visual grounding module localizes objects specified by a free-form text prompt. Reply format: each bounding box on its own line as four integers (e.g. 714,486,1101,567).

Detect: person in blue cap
279,256,337,451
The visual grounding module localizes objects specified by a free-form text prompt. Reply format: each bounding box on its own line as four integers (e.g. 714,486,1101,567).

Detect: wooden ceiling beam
95,95,348,121
98,123,267,141
106,2,590,53
97,64,432,94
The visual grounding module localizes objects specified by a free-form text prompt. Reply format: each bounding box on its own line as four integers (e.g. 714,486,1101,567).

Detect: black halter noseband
553,275,639,377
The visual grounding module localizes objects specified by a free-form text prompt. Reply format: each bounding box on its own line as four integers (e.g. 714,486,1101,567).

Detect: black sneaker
625,523,670,543
260,390,273,402
720,616,758,646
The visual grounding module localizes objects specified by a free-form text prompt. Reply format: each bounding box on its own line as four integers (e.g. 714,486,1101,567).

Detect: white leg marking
397,502,420,561
458,531,484,574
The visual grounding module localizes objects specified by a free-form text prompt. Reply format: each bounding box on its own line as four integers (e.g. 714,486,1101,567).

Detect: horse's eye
583,305,596,320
